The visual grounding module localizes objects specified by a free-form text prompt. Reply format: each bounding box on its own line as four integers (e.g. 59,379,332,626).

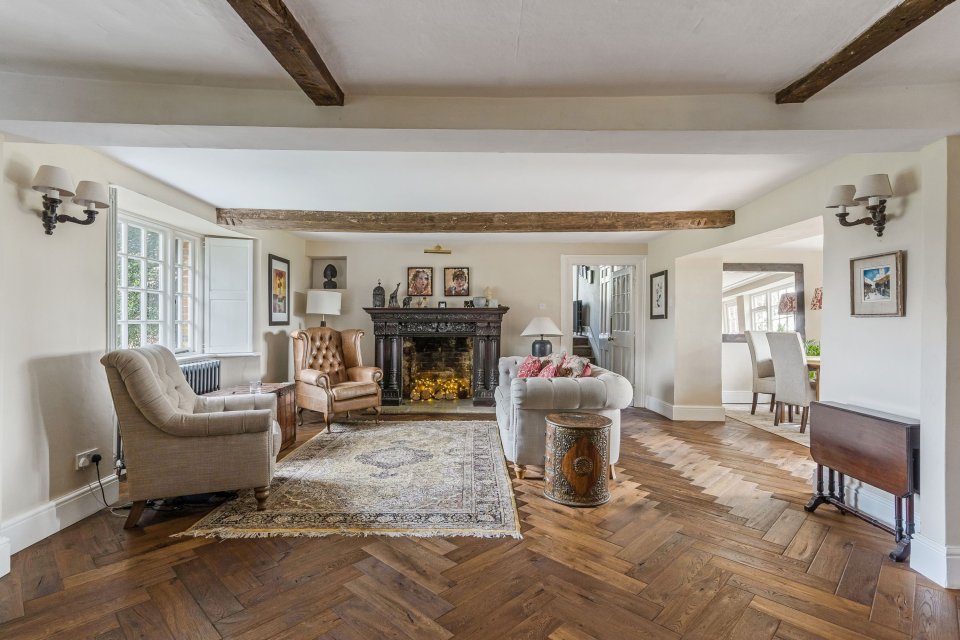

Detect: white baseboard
0,475,119,556
909,536,960,588
0,537,9,577
644,396,725,422
722,390,756,404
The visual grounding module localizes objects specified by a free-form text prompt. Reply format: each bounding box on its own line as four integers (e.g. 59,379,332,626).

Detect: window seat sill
176,353,261,363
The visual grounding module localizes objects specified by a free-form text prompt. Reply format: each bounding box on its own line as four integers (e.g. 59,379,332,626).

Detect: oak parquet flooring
2,409,959,639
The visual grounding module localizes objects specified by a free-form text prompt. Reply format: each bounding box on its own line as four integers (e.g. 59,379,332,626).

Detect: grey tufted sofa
495,356,634,479
101,345,281,528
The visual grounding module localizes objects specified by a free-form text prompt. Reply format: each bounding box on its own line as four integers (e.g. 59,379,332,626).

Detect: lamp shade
306,290,341,316
32,165,75,197
854,174,893,202
72,181,110,209
825,184,857,208
521,316,562,337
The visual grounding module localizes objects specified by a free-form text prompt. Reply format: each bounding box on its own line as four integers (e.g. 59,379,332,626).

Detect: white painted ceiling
2,0,957,97
98,146,830,216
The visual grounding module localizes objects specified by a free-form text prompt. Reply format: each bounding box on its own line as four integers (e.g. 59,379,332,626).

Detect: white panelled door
204,237,253,354
605,265,635,385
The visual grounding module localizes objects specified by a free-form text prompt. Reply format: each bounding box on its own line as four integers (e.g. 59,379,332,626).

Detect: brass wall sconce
825,174,894,237
424,244,451,254
32,165,109,235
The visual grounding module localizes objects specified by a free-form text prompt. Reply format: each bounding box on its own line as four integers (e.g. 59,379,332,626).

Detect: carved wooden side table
544,412,612,507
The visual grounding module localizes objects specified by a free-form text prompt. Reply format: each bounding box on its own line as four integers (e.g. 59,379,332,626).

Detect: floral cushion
537,363,559,378
539,352,566,369
516,355,542,378
561,354,592,378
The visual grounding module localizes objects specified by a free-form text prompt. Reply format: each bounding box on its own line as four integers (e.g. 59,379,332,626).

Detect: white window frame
113,211,203,356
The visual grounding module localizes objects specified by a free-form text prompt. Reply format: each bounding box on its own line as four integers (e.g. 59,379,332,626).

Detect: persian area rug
176,420,521,540
724,405,810,447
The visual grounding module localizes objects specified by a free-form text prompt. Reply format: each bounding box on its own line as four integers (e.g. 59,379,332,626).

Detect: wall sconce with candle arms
825,174,894,237
32,165,109,235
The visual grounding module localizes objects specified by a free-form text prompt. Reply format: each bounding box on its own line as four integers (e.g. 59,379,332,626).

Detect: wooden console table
364,306,508,406
205,382,297,451
805,401,919,561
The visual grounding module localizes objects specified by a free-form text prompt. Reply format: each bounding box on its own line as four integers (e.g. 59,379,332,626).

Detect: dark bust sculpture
322,264,338,289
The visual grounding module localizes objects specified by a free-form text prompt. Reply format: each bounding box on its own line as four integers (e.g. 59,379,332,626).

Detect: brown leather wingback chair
291,327,383,430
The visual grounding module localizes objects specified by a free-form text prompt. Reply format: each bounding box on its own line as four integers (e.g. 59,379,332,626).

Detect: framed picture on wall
407,267,433,296
650,271,667,320
650,270,668,319
268,254,291,326
850,250,905,316
443,267,470,296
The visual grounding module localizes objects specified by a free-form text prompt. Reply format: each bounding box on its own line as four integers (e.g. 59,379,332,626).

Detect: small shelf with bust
310,257,347,290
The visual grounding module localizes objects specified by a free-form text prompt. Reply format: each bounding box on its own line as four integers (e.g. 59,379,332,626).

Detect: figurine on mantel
388,283,401,307
402,296,412,308
372,280,385,307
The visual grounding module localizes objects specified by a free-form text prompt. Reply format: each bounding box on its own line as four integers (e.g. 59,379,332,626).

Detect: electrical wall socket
75,448,100,471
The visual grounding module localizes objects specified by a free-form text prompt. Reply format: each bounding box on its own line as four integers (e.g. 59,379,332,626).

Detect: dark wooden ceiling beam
216,209,735,232
776,0,955,104
226,0,344,106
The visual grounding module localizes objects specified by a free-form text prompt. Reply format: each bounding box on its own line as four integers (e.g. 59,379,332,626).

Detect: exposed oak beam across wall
216,209,735,232
776,0,956,104
226,0,344,106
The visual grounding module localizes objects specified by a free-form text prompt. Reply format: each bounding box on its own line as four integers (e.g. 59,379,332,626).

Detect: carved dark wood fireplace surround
364,307,509,406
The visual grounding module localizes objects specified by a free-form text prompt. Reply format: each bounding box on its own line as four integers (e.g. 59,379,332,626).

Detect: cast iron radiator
179,359,221,395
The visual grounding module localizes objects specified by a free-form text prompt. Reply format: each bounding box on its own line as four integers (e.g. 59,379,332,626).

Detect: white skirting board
909,536,960,588
645,396,726,422
0,537,10,577
0,475,120,556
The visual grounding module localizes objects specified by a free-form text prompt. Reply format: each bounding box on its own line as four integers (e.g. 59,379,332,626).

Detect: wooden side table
544,412,612,507
205,382,297,450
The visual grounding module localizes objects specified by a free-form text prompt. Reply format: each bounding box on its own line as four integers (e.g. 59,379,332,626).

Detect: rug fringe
172,528,522,540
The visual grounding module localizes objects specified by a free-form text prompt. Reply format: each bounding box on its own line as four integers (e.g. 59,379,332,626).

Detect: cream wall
303,239,647,364
0,143,297,559
645,141,960,586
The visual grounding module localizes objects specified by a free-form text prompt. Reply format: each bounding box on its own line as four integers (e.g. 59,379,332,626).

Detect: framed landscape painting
268,254,291,326
850,250,905,317
650,270,668,319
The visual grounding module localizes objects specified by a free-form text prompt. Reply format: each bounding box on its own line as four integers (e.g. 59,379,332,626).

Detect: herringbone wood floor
1,409,957,639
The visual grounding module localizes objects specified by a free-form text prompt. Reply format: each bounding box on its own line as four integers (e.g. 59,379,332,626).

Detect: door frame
560,254,646,407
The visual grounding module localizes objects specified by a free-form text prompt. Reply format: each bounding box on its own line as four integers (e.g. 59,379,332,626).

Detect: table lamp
522,317,562,356
306,290,341,327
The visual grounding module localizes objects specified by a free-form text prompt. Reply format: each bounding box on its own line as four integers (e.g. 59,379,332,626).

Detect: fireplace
404,336,473,402
364,306,509,406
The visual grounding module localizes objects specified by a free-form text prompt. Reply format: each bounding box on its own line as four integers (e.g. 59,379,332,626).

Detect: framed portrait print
850,250,905,316
407,267,433,296
443,267,470,296
650,270,668,319
268,254,291,326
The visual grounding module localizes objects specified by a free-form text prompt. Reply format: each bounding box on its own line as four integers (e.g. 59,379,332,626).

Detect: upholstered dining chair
745,330,777,414
291,327,383,430
766,331,817,432
101,345,281,529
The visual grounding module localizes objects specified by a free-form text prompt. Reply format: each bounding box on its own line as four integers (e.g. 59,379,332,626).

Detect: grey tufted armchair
291,327,383,430
101,345,281,528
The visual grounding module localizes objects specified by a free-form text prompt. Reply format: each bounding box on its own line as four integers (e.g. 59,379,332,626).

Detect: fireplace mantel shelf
364,306,509,406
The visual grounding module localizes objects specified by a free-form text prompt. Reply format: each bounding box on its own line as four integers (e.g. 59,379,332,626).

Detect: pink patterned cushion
561,354,591,378
537,363,559,378
516,355,542,378
581,363,592,377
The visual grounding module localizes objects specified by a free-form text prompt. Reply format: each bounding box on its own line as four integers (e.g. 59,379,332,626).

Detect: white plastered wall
0,143,297,557
645,139,960,587
303,239,647,365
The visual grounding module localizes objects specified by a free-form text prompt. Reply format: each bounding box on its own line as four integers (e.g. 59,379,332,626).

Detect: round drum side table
544,412,612,507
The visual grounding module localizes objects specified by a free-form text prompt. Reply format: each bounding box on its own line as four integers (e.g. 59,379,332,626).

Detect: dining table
807,356,821,400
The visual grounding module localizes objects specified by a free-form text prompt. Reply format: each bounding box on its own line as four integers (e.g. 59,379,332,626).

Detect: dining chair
766,331,817,432
745,330,776,414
